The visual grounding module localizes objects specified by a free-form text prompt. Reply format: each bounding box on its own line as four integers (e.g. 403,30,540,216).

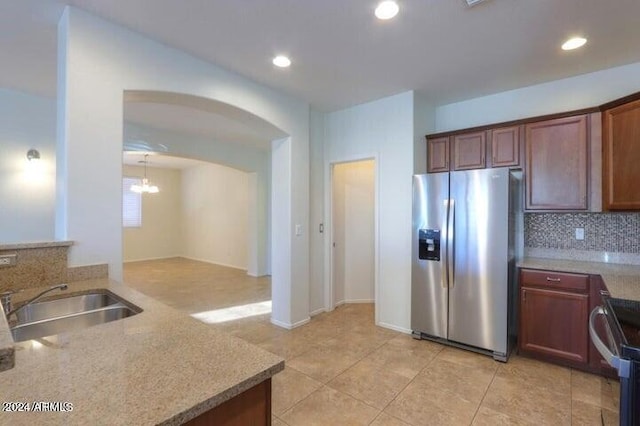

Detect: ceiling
122,151,208,170
2,0,640,112
124,102,275,151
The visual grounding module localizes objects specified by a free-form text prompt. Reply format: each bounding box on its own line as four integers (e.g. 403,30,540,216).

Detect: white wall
125,122,269,174
324,91,415,332
332,160,375,304
57,7,310,328
413,93,436,174
125,122,270,276
435,61,640,132
122,165,182,262
0,89,56,243
181,163,249,270
308,110,325,314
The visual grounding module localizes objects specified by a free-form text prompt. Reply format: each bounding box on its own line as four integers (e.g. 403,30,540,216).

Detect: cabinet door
490,125,520,168
452,131,486,170
427,136,449,173
519,287,589,364
525,115,588,210
184,379,271,425
603,98,640,210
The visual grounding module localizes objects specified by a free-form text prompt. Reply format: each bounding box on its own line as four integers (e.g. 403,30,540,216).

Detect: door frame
325,154,379,324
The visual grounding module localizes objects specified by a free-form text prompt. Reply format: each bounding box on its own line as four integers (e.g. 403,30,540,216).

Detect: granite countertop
0,279,284,425
519,257,640,302
0,241,73,250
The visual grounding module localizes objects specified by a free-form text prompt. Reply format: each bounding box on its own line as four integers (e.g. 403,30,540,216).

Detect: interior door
332,160,375,306
448,168,509,354
411,173,449,339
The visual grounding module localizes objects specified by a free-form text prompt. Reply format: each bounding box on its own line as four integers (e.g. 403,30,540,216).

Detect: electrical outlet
0,254,17,267
575,227,585,241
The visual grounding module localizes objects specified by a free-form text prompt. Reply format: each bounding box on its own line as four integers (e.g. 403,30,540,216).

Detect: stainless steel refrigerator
411,167,522,361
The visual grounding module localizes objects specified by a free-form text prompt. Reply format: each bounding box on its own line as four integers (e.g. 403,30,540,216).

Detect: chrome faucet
4,284,68,320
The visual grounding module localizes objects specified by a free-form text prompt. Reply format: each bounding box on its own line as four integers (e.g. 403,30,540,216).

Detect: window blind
123,177,142,228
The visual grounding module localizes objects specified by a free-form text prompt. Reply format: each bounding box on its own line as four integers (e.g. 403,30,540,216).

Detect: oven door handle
589,306,631,379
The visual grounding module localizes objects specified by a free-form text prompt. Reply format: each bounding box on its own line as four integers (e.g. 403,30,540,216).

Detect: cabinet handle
546,277,561,282
523,289,526,302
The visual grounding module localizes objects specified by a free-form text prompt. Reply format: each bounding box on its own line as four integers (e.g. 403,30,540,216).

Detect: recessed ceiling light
375,1,399,20
562,37,587,51
272,55,291,68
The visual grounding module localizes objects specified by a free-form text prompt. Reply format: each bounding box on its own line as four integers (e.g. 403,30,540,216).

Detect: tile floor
124,258,620,426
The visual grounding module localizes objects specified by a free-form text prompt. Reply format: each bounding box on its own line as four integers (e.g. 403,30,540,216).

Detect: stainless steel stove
591,294,640,426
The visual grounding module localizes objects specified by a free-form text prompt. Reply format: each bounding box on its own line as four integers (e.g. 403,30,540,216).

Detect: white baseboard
309,308,326,317
246,271,271,278
181,256,247,272
344,298,374,304
292,317,311,328
333,298,374,307
377,321,412,334
271,316,311,330
123,255,182,263
125,255,255,274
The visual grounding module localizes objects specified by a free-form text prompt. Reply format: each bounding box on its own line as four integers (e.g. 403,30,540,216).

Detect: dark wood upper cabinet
603,98,640,210
452,131,486,170
427,132,488,173
426,136,449,173
525,115,589,210
490,125,521,168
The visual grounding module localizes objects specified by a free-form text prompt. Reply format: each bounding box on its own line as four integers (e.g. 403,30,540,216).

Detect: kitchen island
0,279,284,425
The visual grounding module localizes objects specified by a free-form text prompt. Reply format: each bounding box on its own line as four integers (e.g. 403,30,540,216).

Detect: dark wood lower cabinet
518,268,624,378
518,268,621,376
519,286,589,365
184,379,271,426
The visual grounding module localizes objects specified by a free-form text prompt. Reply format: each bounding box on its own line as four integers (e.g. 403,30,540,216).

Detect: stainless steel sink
9,290,142,343
14,291,122,324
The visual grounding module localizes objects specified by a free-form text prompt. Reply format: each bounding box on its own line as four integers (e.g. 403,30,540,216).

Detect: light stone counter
519,257,640,302
0,241,73,250
0,279,284,425
0,310,13,371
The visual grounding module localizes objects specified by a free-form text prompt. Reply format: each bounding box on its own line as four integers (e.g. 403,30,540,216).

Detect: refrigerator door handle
447,199,455,288
441,199,449,288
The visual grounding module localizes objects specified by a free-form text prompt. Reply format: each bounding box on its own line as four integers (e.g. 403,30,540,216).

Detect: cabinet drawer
520,269,589,292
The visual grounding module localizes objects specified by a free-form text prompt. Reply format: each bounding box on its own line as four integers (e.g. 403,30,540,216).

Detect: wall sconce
26,149,40,161
24,148,44,182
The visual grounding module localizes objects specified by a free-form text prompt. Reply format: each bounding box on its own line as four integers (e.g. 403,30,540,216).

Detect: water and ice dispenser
418,229,440,261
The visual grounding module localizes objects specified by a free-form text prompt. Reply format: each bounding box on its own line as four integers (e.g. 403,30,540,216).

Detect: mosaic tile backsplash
525,213,640,253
